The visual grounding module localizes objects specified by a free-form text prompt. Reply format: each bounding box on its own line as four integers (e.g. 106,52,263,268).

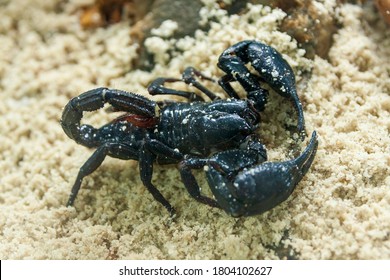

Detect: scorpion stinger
217,40,306,139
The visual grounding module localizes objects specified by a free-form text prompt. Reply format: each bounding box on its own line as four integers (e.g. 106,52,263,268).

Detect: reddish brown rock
375,0,390,24
80,0,152,29
220,0,338,59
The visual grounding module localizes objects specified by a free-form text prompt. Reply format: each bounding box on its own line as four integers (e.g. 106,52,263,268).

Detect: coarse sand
0,0,389,259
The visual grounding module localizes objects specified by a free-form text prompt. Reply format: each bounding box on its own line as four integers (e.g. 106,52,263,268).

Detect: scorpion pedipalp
210,131,318,217
180,131,318,217
217,40,306,139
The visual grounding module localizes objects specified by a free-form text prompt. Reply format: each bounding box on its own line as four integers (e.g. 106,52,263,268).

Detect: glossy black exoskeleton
61,41,315,216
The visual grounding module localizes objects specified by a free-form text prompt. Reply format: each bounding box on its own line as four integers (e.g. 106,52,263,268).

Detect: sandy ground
0,0,389,259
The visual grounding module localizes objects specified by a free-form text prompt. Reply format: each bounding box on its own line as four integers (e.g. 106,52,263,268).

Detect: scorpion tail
61,87,157,148
61,88,106,148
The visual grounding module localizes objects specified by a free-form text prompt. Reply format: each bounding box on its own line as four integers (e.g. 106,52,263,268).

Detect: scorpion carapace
60,40,316,217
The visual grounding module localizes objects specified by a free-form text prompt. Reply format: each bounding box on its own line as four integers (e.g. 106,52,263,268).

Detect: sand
0,0,389,259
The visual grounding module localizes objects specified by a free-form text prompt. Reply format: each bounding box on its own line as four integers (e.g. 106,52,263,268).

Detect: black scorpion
61,40,316,216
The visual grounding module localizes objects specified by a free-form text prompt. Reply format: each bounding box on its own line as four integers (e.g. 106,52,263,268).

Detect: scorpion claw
218,40,306,139
208,131,318,217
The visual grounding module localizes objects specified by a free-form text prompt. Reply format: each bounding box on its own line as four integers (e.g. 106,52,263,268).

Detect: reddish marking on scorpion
113,113,159,128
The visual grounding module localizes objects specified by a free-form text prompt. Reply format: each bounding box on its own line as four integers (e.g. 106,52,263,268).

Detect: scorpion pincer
179,132,318,217
60,40,315,216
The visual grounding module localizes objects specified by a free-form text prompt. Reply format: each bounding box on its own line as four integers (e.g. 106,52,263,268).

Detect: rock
130,0,204,70
220,0,338,59
374,0,390,24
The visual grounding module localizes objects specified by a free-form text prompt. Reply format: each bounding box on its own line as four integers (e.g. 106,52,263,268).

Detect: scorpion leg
181,67,220,100
218,40,305,138
178,158,221,208
148,66,219,102
148,77,205,101
218,74,240,99
207,131,318,217
148,139,182,160
139,143,177,216
67,135,184,213
67,142,138,206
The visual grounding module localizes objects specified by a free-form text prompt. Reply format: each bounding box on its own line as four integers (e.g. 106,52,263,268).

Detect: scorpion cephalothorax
61,40,317,217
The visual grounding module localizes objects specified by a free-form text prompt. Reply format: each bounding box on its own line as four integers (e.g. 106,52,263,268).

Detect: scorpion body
61,40,317,217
